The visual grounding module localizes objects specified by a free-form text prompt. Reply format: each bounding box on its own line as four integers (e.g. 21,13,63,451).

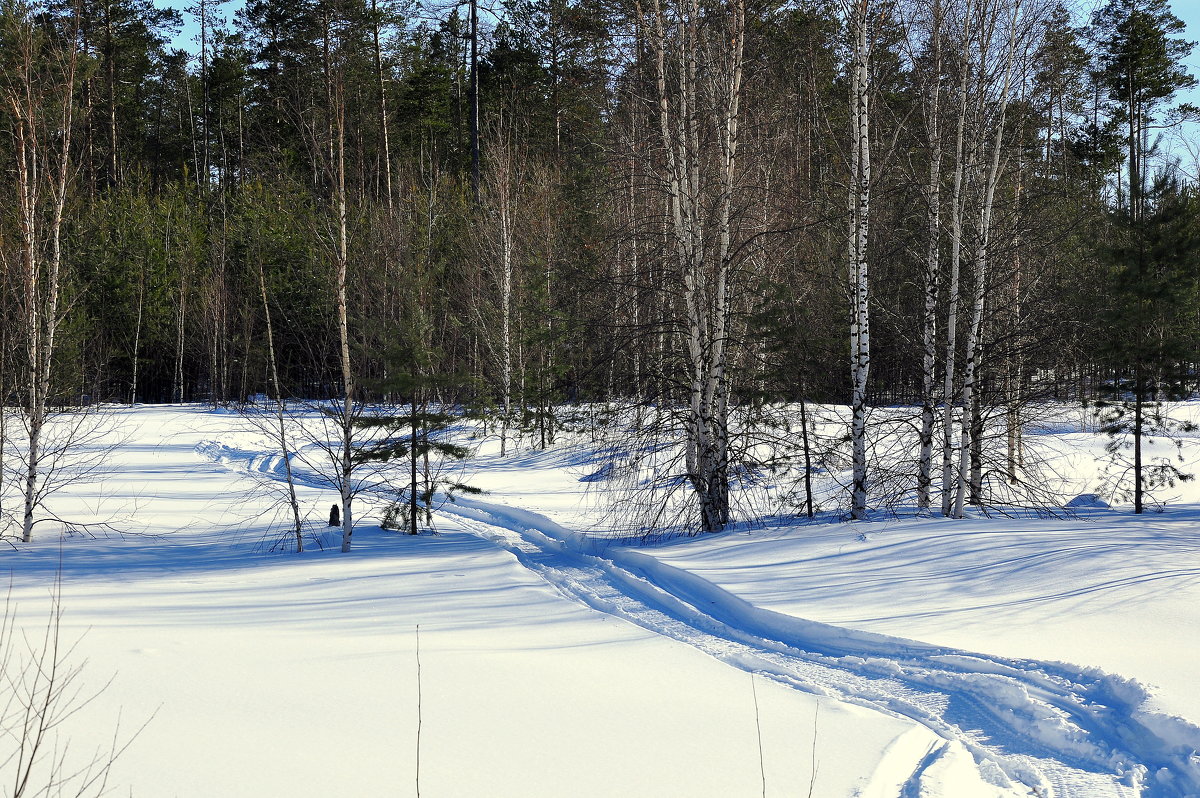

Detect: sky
1128,0,1200,174
1168,2,1200,172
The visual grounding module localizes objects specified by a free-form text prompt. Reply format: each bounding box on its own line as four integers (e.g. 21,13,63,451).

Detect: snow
637,517,1200,723
3,403,1200,797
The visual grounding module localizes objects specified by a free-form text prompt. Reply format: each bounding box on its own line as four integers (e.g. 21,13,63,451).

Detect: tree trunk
649,0,742,531
940,0,976,516
500,183,513,457
848,0,872,520
952,0,1019,518
1134,367,1144,514
105,0,119,185
800,395,814,518
8,11,78,542
131,264,144,404
371,0,393,211
329,69,356,553
258,262,304,552
916,0,943,512
469,0,480,201
410,389,419,535
174,258,187,403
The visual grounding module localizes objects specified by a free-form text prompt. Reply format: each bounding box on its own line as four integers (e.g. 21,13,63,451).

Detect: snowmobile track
199,438,1200,798
433,498,1195,798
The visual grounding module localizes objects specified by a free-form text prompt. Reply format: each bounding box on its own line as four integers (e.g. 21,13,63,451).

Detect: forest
2,0,1199,539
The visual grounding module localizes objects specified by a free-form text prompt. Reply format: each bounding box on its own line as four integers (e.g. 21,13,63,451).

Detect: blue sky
1170,2,1200,108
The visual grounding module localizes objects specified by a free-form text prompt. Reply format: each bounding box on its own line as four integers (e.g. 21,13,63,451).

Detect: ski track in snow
197,438,1200,798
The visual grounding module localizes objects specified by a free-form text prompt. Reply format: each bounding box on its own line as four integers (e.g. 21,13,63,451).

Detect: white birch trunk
916,0,944,511
1006,162,1024,484
500,185,513,457
940,0,976,516
332,91,356,554
952,0,1021,518
17,115,42,543
6,14,78,543
371,0,394,212
848,0,872,520
649,0,742,531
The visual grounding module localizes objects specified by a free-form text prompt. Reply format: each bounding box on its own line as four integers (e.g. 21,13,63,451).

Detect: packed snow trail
432,498,1199,798
199,439,1200,798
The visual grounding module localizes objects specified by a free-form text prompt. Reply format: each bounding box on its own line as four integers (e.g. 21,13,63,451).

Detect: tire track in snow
197,439,1199,798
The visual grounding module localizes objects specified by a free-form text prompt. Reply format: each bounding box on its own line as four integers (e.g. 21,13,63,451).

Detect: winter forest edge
6,0,1200,795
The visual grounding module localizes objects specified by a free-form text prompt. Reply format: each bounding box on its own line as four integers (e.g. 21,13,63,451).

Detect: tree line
2,0,1198,541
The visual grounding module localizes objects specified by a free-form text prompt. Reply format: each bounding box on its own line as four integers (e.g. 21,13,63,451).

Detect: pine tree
355,340,479,537
1094,179,1200,512
1093,0,1195,221
1092,0,1195,513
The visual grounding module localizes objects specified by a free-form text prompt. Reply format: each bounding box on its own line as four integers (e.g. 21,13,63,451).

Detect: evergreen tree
1033,3,1090,180
1093,0,1194,219
1094,178,1200,512
355,339,480,537
1092,0,1195,513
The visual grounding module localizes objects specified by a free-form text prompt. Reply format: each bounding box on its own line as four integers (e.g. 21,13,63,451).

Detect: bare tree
1,0,80,542
940,0,978,516
951,0,1027,517
912,0,946,511
475,114,524,457
648,0,745,532
255,261,305,552
2,579,146,798
306,6,364,554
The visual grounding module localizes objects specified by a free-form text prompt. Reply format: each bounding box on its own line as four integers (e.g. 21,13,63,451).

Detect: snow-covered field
3,404,1200,797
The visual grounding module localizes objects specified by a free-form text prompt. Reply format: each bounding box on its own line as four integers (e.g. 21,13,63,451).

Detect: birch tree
648,0,745,531
330,64,356,553
297,4,364,553
940,0,977,516
845,0,872,519
951,0,1027,518
475,113,525,457
1,1,80,542
912,0,944,511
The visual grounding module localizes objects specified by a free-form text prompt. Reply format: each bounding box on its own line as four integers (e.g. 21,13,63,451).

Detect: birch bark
500,178,513,456
941,0,976,516
5,10,79,542
649,0,743,531
478,120,519,457
917,0,944,511
370,0,393,211
847,0,872,520
952,0,1021,518
333,95,355,553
